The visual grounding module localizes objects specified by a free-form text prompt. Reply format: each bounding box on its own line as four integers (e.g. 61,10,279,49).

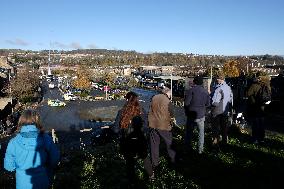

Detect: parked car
63,93,77,101
47,99,66,107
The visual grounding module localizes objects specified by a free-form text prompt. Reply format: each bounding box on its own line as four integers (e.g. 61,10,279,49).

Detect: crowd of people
2,71,272,188
113,70,271,183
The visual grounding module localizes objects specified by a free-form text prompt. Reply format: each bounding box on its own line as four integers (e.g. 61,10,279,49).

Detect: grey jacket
184,85,210,119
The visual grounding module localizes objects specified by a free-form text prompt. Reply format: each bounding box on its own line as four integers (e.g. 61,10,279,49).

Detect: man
211,71,233,145
184,76,210,154
247,73,271,144
148,87,176,170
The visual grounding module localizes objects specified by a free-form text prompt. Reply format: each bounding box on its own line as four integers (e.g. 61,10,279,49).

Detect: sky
0,0,283,55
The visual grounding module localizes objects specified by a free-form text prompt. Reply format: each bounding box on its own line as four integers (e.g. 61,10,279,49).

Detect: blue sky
0,0,283,55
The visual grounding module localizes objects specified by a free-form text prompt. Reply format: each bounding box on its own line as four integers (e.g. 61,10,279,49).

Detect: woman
113,91,148,135
120,92,143,133
115,92,153,181
4,109,60,189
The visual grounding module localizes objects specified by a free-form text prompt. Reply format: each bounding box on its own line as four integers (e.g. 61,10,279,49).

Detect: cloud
87,43,97,49
53,41,68,49
70,42,82,49
5,38,29,46
53,41,82,49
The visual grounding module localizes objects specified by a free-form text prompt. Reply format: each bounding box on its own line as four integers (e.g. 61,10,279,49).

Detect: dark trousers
250,117,265,142
150,129,176,167
212,114,229,144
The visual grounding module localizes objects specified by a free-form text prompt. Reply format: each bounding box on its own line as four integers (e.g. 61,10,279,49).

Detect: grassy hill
1,125,284,189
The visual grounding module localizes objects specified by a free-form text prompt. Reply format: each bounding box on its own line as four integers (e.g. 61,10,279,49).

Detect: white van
63,93,77,101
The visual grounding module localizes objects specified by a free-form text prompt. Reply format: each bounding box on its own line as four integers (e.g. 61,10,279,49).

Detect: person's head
216,71,225,84
131,115,144,131
125,91,138,102
120,92,141,129
193,76,203,86
17,109,43,133
252,71,268,84
162,87,171,99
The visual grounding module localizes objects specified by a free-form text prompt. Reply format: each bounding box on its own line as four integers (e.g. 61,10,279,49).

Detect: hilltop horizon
0,48,283,57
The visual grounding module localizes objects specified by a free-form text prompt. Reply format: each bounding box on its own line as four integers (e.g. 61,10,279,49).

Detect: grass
1,125,284,189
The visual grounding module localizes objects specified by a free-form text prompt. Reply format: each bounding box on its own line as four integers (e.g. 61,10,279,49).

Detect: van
63,93,77,101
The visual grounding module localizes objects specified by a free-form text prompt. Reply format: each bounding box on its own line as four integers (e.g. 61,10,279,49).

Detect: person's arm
212,88,222,106
113,109,122,134
4,140,16,172
184,90,193,107
205,91,210,107
184,90,193,115
247,84,256,104
168,100,174,118
229,87,233,104
141,107,149,133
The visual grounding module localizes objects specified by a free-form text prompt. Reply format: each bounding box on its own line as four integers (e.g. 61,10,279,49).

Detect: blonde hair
17,109,44,133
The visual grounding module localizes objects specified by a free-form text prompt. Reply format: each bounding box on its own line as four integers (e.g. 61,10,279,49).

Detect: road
37,82,186,132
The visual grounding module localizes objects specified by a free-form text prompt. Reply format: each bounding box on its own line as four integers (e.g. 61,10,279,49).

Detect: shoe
149,173,155,182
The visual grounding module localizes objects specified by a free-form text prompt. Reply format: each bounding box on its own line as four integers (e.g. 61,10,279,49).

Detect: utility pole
170,65,173,101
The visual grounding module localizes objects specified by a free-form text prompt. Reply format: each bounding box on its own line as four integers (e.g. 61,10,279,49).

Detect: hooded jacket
4,124,60,189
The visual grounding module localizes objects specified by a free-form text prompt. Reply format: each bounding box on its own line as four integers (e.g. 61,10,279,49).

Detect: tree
10,69,40,102
72,66,92,90
127,77,139,87
100,72,117,87
223,60,240,77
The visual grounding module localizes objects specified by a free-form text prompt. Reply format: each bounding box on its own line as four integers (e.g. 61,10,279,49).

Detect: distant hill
1,48,284,68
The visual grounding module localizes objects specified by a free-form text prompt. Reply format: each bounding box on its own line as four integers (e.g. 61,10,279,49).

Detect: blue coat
4,125,60,189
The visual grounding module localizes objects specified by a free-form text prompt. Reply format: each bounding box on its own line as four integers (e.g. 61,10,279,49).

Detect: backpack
256,84,271,104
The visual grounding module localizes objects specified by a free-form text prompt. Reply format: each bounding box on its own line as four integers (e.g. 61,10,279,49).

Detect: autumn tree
10,69,40,102
72,66,91,90
223,60,240,78
100,72,117,87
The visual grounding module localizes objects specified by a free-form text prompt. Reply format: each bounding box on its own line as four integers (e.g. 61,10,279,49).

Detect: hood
16,125,44,150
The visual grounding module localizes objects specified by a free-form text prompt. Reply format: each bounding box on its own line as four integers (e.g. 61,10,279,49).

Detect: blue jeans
185,117,205,153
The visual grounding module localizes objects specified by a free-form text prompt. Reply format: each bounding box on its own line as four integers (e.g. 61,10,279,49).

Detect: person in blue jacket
4,109,60,189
